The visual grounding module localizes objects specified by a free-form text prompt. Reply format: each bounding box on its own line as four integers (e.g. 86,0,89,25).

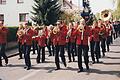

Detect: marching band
0,14,120,72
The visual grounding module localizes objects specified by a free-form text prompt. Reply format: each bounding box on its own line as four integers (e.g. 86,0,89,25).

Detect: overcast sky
68,0,116,13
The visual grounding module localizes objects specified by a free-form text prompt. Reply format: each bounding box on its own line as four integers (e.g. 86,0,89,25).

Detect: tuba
100,9,112,21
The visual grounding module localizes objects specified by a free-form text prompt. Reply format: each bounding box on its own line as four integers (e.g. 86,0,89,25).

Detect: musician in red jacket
0,21,8,66
67,22,76,62
73,19,90,73
22,23,34,70
54,21,67,70
98,20,107,57
45,26,52,56
31,26,38,55
17,24,24,59
49,25,55,56
90,21,101,63
105,21,112,52
34,27,46,63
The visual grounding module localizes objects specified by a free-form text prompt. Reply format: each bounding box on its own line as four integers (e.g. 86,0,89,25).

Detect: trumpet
77,25,84,32
66,29,72,38
17,29,25,37
53,26,60,34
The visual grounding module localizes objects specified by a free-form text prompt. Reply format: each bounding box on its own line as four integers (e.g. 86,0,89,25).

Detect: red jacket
50,31,55,44
92,26,100,42
17,29,23,43
99,25,106,39
58,25,68,45
35,35,46,47
106,25,112,37
74,26,90,45
0,27,8,44
22,28,34,45
68,28,76,43
52,33,59,45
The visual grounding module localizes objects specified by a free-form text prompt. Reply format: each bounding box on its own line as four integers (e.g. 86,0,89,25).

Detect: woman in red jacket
34,27,46,63
17,24,24,59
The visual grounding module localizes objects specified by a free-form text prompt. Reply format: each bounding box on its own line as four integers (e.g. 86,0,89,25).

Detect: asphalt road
0,38,120,80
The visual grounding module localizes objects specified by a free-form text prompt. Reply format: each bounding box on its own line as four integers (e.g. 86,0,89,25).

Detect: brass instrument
17,29,25,37
100,9,112,21
77,25,84,32
53,26,60,34
34,26,43,30
66,29,72,38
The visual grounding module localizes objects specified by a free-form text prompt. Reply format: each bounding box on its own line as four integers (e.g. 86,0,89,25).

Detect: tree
112,0,120,20
31,0,61,26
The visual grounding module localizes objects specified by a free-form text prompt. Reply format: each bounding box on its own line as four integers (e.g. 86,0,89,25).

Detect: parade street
0,38,120,80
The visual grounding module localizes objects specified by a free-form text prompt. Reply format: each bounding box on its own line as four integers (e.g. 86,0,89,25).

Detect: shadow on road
87,68,120,78
104,56,120,59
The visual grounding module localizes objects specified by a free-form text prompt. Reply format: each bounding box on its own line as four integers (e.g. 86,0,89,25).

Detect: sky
69,0,116,13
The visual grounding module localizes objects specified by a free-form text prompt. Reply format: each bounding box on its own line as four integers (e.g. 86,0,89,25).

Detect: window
17,0,24,3
19,13,28,22
0,14,4,21
0,0,6,5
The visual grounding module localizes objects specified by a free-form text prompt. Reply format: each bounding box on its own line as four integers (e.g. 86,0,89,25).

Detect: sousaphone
100,9,112,21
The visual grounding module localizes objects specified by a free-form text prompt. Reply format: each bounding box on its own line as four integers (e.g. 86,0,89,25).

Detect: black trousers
94,41,100,60
77,44,89,70
67,42,75,61
37,46,45,63
32,40,38,54
106,36,111,51
90,41,95,62
51,44,55,56
55,45,66,68
18,42,23,58
23,44,31,68
46,39,52,56
0,44,8,65
101,38,106,55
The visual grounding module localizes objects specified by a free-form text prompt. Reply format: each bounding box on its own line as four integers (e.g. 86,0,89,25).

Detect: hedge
7,27,18,42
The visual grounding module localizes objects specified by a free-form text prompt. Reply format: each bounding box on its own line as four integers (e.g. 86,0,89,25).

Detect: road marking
17,61,54,80
18,70,40,80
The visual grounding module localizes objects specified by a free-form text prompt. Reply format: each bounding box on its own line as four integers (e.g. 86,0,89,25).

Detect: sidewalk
0,38,120,80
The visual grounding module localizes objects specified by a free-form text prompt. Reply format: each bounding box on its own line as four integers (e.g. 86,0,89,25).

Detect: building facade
0,0,80,26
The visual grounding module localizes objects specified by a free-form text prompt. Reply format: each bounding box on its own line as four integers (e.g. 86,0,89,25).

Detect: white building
0,0,80,26
0,0,34,26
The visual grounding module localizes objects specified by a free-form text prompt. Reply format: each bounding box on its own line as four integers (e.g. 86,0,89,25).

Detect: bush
7,27,18,42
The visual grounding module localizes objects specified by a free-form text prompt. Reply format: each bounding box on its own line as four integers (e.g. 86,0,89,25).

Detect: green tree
112,0,120,20
31,0,61,26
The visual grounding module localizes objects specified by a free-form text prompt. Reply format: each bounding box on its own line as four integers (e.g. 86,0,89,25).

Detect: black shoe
18,57,23,60
68,60,72,63
26,67,31,70
48,54,52,57
86,66,89,70
24,66,27,69
36,59,40,64
77,69,83,73
0,64,3,67
103,52,105,57
64,63,67,67
73,59,75,62
97,60,100,63
55,68,60,70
